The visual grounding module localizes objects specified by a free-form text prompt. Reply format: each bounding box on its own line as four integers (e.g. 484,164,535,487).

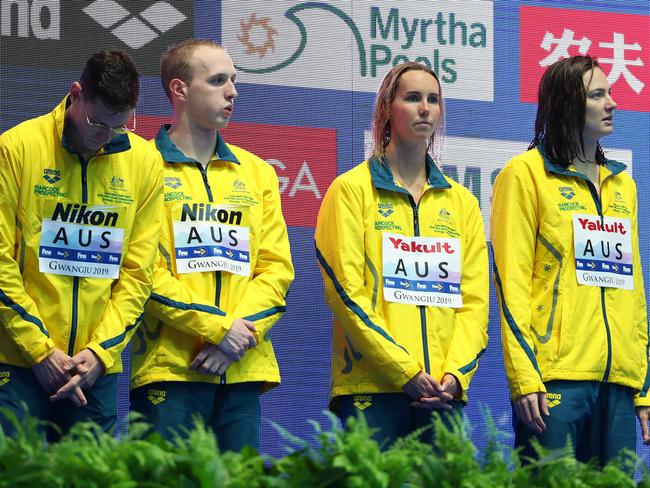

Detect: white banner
223,0,494,101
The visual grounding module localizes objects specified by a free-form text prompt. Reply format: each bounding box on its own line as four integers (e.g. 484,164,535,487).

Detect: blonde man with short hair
130,39,294,452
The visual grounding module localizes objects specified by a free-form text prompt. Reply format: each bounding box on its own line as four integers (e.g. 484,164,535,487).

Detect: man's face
68,82,134,154
183,46,238,131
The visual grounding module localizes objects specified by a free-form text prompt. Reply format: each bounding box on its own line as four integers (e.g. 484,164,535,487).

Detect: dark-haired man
0,50,163,440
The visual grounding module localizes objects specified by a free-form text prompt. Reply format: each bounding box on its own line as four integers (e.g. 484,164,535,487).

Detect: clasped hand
32,348,105,407
403,371,460,410
190,318,257,376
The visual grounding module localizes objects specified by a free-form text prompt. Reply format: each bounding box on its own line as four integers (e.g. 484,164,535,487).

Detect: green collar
154,124,240,165
369,154,451,194
538,146,626,178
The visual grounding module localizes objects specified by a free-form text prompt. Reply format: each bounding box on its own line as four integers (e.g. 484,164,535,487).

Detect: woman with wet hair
315,62,488,445
492,55,650,465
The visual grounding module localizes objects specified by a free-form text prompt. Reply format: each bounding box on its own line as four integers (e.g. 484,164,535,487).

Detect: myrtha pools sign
223,0,494,101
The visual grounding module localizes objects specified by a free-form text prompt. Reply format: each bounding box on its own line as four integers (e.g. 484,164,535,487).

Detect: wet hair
370,61,444,160
79,49,139,112
160,39,224,101
529,55,605,166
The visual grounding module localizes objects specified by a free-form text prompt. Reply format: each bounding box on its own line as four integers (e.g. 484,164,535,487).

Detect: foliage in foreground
0,408,648,488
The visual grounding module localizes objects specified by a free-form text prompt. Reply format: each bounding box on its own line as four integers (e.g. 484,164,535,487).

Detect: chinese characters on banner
520,6,649,111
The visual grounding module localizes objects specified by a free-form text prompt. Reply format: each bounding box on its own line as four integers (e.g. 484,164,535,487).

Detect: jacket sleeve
491,160,546,400
442,193,489,395
0,138,56,364
630,182,650,407
84,150,164,371
227,163,294,338
145,242,233,344
315,177,421,390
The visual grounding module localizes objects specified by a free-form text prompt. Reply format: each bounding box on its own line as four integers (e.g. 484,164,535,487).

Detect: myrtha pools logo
224,1,494,100
82,0,186,49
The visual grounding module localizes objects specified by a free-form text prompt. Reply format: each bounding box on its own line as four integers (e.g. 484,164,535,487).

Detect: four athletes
0,41,647,463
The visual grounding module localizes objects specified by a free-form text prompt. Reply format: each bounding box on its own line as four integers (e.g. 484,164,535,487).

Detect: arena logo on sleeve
223,0,493,101
520,6,649,112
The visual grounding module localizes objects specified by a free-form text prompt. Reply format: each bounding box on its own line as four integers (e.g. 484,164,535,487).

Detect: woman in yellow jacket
315,62,488,445
492,55,650,465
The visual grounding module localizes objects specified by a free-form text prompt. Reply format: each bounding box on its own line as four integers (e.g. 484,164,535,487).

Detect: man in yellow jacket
0,50,163,440
130,39,294,452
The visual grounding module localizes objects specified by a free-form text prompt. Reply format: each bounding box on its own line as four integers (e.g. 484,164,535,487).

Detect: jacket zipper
69,158,89,356
408,194,431,375
582,174,612,382
196,162,225,384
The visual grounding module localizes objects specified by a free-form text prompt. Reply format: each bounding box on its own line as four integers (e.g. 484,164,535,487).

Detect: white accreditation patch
39,202,125,279
382,232,462,308
572,214,633,289
172,203,250,276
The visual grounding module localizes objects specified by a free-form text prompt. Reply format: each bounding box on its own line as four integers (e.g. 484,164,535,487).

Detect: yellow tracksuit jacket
315,156,489,402
491,147,650,406
130,126,294,391
0,97,163,372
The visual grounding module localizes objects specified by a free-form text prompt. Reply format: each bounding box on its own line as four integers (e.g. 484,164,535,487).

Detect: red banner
520,6,649,112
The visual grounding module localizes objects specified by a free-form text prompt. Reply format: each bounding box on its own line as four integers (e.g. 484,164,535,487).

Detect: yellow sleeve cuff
511,381,547,401
85,342,114,371
29,338,57,365
634,393,650,407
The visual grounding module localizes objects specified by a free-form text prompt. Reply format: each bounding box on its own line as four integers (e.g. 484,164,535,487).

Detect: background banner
1,0,649,461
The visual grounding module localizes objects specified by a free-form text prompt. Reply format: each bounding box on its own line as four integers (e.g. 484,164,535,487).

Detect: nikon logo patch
147,389,166,405
181,203,243,225
0,371,9,387
51,203,119,227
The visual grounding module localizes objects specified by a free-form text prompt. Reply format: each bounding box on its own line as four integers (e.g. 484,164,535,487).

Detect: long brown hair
529,55,605,166
370,62,444,160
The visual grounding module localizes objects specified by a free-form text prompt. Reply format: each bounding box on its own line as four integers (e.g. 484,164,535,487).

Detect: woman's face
583,67,617,143
389,70,441,146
